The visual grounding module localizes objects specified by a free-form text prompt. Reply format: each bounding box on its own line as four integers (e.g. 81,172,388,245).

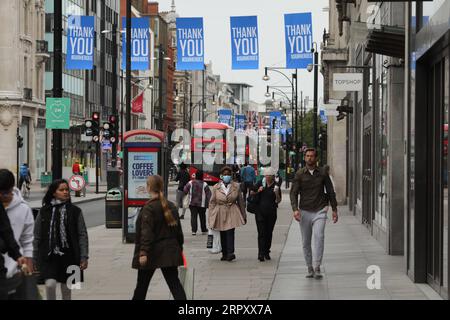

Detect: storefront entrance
426,46,449,298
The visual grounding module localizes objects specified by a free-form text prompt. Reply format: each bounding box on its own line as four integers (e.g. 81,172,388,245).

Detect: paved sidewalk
39,186,440,300
269,207,441,300
69,189,292,300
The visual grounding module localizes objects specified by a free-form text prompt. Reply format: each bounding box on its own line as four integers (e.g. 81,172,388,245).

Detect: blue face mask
222,175,232,184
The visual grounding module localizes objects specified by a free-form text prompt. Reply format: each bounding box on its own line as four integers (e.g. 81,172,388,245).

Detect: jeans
132,267,187,300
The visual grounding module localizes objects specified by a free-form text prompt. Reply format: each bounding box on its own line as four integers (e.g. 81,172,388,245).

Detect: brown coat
208,181,247,231
132,199,184,270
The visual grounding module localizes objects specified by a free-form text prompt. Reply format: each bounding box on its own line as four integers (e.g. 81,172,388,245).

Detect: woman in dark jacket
132,175,186,300
251,167,281,262
33,179,89,300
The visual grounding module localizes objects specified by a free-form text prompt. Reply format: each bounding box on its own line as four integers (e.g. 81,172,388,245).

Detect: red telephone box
123,130,165,243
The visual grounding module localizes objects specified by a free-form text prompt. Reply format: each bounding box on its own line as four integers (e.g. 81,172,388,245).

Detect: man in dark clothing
290,148,338,279
251,167,281,262
0,202,26,300
175,163,190,219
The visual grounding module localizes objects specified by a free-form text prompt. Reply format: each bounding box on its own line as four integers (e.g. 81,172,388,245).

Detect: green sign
46,98,70,129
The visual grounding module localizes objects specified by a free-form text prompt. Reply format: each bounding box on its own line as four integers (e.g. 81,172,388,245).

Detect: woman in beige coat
208,166,247,261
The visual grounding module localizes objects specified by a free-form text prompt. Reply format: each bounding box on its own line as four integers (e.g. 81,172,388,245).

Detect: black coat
132,199,184,270
252,181,281,221
34,202,88,282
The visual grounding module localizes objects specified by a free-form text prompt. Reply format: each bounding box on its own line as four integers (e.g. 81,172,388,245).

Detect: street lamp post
263,66,298,170
313,45,319,149
52,0,63,180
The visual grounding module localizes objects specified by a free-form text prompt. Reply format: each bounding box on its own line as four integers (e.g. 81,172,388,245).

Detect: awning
365,26,405,58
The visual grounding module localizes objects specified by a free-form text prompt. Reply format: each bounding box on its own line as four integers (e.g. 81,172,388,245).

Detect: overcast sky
158,0,329,106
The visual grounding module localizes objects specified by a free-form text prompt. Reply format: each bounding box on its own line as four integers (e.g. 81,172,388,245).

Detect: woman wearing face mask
208,166,246,262
33,179,89,300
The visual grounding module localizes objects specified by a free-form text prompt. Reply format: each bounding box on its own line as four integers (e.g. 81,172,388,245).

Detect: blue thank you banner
284,13,313,69
176,18,205,70
218,109,233,126
235,114,246,132
230,16,259,70
66,16,94,70
121,17,150,71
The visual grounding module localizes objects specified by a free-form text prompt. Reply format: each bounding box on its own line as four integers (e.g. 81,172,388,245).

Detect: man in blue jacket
240,162,256,200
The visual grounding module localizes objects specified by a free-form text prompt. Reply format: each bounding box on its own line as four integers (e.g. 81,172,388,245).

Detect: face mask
222,175,232,184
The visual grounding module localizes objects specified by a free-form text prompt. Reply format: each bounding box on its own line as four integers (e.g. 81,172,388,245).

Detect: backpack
19,166,28,177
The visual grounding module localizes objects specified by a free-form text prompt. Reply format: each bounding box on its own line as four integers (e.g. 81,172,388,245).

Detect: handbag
14,273,42,300
246,193,260,214
206,233,213,249
178,252,194,300
182,194,190,209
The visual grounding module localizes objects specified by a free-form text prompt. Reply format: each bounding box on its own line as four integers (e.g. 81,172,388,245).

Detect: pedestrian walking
251,167,281,262
0,203,26,300
72,161,81,176
240,162,256,200
183,170,211,236
33,179,89,300
290,148,338,279
209,166,247,262
175,163,190,219
0,169,34,299
132,175,186,300
18,163,31,192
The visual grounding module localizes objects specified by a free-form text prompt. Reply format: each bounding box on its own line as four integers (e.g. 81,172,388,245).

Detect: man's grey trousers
298,208,328,268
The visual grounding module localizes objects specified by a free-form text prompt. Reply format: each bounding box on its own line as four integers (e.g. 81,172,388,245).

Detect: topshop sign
333,73,363,91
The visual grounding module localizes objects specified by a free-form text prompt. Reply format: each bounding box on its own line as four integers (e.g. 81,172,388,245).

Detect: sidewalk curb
71,194,106,205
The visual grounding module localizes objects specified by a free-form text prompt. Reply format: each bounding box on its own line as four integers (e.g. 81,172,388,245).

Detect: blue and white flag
320,110,328,124
284,13,313,69
176,18,205,71
218,109,233,126
269,111,282,134
66,16,94,70
230,16,259,70
121,17,150,71
235,114,246,132
281,115,287,143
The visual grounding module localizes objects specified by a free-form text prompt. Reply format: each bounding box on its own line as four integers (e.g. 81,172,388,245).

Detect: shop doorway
426,46,449,298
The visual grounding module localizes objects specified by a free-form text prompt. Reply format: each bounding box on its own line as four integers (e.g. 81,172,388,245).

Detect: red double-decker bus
189,122,231,185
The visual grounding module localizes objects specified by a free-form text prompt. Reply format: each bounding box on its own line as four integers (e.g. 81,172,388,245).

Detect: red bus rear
190,122,231,185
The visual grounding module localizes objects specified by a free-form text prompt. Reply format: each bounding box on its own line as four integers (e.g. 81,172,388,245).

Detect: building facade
324,0,450,299
405,0,449,299
0,0,49,180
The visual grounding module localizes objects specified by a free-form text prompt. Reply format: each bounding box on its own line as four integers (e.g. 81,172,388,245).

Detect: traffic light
108,115,118,144
88,112,100,142
17,135,23,148
102,121,111,140
336,105,353,114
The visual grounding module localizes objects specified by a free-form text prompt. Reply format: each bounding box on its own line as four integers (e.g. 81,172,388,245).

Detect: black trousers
256,214,277,256
132,267,187,300
220,229,235,256
0,272,7,300
189,206,207,233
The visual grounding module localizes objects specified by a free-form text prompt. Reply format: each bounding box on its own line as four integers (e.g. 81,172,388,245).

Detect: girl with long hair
131,175,186,300
33,179,89,300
